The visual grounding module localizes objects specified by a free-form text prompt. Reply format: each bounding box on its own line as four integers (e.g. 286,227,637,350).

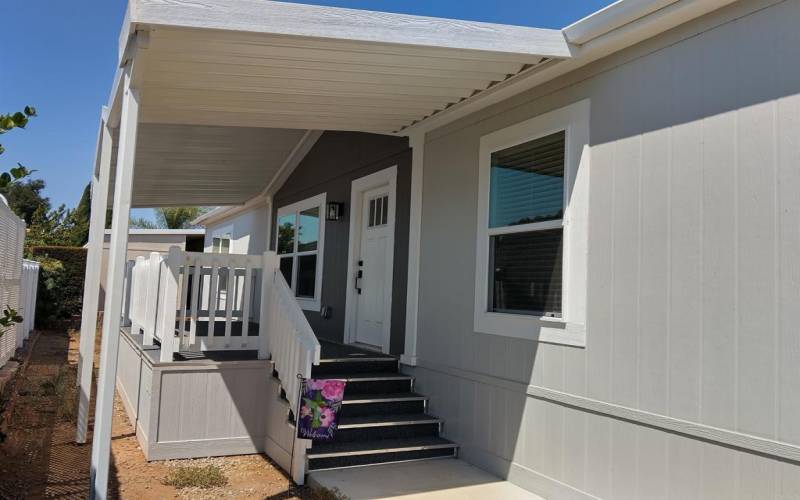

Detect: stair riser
328,423,440,443
308,447,457,471
341,379,411,395
313,359,399,376
339,400,425,418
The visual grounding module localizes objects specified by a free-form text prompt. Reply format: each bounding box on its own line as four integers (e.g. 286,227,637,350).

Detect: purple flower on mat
321,380,346,400
307,379,326,391
319,407,335,428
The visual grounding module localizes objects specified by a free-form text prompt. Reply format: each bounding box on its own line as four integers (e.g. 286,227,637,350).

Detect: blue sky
0,0,611,218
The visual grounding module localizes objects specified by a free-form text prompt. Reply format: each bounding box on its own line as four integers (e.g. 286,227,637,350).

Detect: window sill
474,311,586,347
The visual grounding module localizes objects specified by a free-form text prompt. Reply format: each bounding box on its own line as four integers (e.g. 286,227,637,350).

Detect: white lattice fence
0,197,26,367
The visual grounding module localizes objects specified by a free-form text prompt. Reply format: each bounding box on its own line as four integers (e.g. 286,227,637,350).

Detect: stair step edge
308,441,458,459
308,454,457,472
338,416,442,429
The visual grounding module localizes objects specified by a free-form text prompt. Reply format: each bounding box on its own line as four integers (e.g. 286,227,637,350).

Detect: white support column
76,111,113,444
90,67,140,500
402,133,424,366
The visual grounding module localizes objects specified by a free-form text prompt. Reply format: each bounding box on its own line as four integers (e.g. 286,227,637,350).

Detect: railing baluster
189,258,201,348
208,259,219,350
240,263,253,345
223,260,235,347
177,257,190,350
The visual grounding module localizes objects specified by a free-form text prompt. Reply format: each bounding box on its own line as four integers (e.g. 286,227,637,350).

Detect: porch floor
308,459,544,500
318,339,395,360
120,327,259,363
120,327,392,363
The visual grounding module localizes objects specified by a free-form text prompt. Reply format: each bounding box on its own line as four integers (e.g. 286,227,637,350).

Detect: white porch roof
106,0,573,208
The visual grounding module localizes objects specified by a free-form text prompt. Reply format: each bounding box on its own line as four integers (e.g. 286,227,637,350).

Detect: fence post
258,251,278,360
159,247,181,362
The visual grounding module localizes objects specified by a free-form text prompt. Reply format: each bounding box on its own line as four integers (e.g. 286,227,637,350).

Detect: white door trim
344,165,398,352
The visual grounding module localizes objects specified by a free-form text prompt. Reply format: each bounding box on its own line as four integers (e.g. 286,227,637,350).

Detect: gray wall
411,0,800,498
272,131,411,353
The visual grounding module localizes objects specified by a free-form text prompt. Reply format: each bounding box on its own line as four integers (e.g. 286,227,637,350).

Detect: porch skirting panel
116,329,273,461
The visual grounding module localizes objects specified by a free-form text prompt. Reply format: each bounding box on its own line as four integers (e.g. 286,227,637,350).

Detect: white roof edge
405,0,737,136
104,228,206,236
193,197,268,227
563,0,680,44
126,0,572,60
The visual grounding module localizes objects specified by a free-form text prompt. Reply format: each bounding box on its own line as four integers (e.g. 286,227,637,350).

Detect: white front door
353,186,394,350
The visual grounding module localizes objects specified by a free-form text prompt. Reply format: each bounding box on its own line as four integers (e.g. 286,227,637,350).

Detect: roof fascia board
128,0,571,59
262,129,323,199
193,198,268,227
564,0,680,44
405,0,738,136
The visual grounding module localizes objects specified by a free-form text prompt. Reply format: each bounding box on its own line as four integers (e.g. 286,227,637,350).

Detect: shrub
29,246,87,328
162,465,228,489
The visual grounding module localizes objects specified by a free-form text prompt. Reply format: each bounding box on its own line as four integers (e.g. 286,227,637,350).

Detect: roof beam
129,0,571,59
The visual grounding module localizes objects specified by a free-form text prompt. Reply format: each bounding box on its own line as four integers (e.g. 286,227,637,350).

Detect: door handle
355,269,363,294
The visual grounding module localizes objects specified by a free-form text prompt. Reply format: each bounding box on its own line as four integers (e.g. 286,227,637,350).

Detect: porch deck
123,325,390,364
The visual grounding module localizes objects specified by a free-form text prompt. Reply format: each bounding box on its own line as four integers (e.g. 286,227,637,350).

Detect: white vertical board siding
0,200,25,367
412,1,800,498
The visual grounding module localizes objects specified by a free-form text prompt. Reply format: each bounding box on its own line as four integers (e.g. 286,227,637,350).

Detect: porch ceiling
107,0,575,208
127,0,572,134
111,124,307,208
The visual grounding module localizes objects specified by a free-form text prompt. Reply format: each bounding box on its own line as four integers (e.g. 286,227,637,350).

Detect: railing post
142,252,161,346
258,251,278,360
158,247,181,363
121,260,134,327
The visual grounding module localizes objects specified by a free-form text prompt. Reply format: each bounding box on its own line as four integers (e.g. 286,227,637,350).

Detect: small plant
0,306,23,338
308,486,348,500
40,365,71,397
162,465,228,489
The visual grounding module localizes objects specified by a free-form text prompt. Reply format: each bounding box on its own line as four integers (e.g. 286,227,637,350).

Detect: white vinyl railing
124,247,320,368
265,260,322,416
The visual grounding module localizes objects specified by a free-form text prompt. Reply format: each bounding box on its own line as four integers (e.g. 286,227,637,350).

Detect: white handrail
260,250,320,485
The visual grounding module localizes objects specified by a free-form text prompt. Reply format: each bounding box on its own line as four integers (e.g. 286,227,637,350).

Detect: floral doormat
297,378,346,441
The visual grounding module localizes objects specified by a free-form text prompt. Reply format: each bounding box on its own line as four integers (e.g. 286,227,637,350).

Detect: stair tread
311,372,411,381
308,436,457,457
343,392,426,403
338,413,441,427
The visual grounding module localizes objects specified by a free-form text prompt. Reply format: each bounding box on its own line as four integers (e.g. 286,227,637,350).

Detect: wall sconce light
326,202,344,221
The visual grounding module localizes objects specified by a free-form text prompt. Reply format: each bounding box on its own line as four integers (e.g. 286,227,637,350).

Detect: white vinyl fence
0,196,38,367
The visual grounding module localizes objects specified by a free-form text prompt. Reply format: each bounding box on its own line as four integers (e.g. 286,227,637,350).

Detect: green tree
130,216,158,229
155,207,206,229
67,183,91,245
0,178,49,224
0,107,37,190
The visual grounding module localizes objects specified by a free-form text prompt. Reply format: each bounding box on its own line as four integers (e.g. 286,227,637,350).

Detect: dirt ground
0,329,320,499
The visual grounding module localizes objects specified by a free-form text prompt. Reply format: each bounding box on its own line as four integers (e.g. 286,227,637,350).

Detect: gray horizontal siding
414,0,800,498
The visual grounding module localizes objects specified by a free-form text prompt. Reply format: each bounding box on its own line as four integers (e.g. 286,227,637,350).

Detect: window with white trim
276,193,326,311
211,234,231,254
475,100,590,346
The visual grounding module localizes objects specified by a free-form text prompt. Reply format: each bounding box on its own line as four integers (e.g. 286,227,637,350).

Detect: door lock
355,269,363,294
